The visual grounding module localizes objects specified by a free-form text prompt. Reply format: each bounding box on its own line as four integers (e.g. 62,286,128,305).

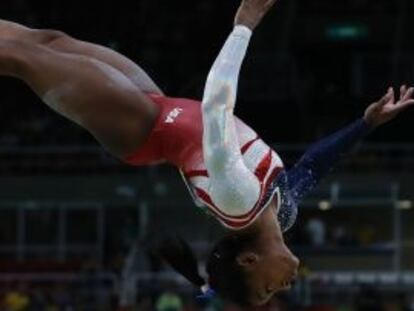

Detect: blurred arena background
1,0,414,310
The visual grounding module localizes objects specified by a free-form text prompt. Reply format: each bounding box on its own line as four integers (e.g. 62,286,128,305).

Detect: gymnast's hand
364,85,414,128
234,0,278,31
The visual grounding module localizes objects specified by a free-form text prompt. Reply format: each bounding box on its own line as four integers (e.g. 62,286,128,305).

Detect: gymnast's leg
0,19,163,94
0,39,158,157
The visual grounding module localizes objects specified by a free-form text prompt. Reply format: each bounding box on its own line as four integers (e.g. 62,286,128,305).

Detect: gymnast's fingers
402,87,414,102
377,87,394,106
392,99,414,114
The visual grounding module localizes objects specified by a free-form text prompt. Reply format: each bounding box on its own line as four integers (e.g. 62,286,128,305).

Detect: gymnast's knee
0,39,36,76
34,29,69,45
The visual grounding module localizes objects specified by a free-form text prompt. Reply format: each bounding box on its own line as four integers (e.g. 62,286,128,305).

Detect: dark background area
1,2,414,310
1,0,414,147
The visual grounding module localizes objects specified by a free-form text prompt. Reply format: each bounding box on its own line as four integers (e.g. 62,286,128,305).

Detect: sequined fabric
274,118,372,232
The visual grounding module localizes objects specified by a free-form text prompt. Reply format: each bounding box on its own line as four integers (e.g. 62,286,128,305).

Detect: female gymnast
1,0,413,307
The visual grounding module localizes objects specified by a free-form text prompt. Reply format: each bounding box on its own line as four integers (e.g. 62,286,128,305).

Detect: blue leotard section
277,118,372,232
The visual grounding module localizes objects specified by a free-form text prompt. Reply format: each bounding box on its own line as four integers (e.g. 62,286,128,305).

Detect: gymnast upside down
1,0,413,307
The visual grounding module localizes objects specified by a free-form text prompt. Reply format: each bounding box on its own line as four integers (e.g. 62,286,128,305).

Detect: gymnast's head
159,200,299,307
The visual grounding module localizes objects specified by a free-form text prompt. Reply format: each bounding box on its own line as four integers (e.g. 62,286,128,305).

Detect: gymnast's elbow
202,82,235,111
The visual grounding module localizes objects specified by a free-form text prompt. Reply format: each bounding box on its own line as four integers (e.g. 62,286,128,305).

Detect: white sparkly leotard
125,25,372,233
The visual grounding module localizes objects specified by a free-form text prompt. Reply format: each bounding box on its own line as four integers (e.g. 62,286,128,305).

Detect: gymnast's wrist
232,24,253,39
234,21,255,32
362,115,380,130
360,117,376,134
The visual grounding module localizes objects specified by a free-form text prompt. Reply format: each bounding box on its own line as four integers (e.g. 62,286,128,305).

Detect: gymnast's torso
125,93,288,229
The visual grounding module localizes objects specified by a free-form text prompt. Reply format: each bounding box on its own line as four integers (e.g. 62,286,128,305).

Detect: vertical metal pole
17,206,26,261
391,183,401,273
138,201,149,240
57,204,67,261
331,182,340,204
97,204,105,263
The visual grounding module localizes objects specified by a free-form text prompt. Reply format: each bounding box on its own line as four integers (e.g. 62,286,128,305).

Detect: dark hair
158,232,257,306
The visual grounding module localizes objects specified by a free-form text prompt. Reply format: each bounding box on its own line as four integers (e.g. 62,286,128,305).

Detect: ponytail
158,235,205,288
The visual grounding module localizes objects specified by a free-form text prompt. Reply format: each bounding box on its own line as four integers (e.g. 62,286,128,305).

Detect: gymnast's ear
236,252,259,269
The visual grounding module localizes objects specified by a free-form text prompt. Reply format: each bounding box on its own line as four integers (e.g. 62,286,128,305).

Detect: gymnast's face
237,201,299,306
244,246,299,305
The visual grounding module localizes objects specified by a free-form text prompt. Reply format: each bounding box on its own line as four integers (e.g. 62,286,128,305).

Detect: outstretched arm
202,24,261,224
201,0,277,228
286,86,414,205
